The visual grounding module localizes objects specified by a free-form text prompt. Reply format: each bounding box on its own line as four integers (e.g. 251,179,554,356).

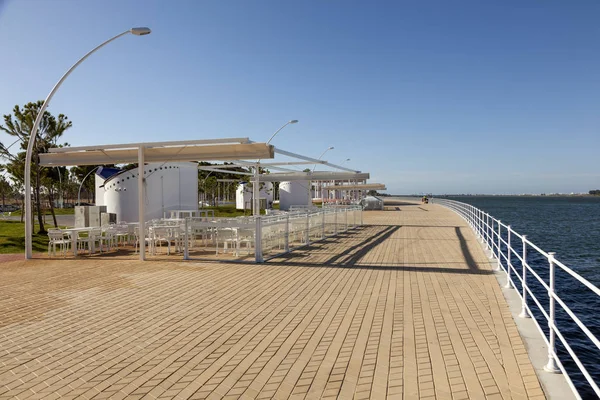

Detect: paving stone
0,203,546,399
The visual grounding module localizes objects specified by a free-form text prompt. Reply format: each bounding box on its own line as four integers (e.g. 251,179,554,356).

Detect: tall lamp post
23,27,151,259
312,146,334,204
322,158,350,204
253,119,298,215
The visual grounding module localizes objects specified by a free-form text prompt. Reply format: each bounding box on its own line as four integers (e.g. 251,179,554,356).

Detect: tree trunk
48,189,58,228
35,164,46,234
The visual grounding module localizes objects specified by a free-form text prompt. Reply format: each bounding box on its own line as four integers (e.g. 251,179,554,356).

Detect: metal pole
479,209,484,243
334,207,338,235
505,225,513,288
253,163,260,216
184,218,189,260
495,220,501,271
77,165,102,206
544,252,560,373
519,235,529,318
56,167,63,208
486,213,491,250
138,146,146,260
305,211,310,244
255,216,263,262
23,28,148,260
284,215,290,252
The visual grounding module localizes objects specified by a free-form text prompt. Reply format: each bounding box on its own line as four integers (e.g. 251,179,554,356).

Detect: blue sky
1,0,598,194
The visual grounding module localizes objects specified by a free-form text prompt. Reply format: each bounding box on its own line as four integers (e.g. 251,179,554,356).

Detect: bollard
544,252,561,373
519,235,530,318
505,226,513,288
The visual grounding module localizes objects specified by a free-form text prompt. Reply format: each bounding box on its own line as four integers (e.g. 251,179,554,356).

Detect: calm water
443,196,600,398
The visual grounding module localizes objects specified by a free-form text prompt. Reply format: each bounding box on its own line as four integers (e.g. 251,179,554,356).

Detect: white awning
39,140,274,166
325,183,387,190
257,172,370,182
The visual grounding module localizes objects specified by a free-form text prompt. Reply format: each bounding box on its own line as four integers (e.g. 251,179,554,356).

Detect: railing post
334,208,338,235
495,220,501,271
504,225,513,288
519,235,530,318
544,252,561,373
486,213,491,250
321,210,325,239
255,216,263,263
478,209,483,242
184,218,189,260
305,211,310,244
284,215,290,252
345,208,348,231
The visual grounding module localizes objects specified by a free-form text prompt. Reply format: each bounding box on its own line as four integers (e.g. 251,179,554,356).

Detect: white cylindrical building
98,162,198,222
279,180,311,211
236,182,273,210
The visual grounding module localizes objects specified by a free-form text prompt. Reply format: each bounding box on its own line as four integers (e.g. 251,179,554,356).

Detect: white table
62,227,93,256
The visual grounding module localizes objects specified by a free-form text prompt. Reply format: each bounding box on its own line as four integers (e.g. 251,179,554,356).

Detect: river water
442,195,600,398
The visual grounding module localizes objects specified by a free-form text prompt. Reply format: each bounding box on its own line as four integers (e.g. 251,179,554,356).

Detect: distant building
235,182,274,210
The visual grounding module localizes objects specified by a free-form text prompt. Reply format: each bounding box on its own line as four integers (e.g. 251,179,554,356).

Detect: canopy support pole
138,146,146,260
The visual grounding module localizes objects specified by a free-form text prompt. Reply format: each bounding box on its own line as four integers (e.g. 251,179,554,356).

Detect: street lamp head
130,27,152,36
289,120,299,124
328,146,334,150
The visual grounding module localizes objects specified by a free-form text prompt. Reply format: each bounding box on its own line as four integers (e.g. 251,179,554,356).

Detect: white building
95,162,198,222
236,182,274,210
279,180,311,211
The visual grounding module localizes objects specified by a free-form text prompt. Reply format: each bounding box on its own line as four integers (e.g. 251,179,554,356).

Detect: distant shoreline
388,194,600,198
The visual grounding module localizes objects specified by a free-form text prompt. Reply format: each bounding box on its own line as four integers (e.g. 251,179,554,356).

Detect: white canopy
325,183,386,190
40,138,273,166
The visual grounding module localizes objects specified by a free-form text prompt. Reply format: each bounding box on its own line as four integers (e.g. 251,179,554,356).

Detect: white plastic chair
100,226,117,252
47,229,70,257
215,228,236,255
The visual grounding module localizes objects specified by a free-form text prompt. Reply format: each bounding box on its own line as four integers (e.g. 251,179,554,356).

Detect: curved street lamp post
322,158,350,205
23,27,151,259
253,120,298,216
312,146,334,204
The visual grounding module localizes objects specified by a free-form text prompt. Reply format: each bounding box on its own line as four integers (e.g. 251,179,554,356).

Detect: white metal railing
183,206,363,262
434,198,600,399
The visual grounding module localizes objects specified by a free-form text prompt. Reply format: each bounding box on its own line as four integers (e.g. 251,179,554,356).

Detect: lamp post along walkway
24,27,151,259
254,120,298,216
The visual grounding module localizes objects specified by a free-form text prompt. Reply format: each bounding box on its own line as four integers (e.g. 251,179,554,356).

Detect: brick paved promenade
0,202,545,399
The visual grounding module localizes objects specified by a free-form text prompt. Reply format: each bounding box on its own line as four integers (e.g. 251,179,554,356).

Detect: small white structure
95,162,198,222
236,182,273,210
279,180,311,211
360,195,384,210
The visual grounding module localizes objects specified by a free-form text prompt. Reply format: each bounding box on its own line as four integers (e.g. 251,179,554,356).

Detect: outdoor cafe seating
46,205,363,261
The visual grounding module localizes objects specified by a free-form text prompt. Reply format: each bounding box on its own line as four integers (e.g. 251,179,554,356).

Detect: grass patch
9,208,74,216
202,204,273,217
0,221,49,254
